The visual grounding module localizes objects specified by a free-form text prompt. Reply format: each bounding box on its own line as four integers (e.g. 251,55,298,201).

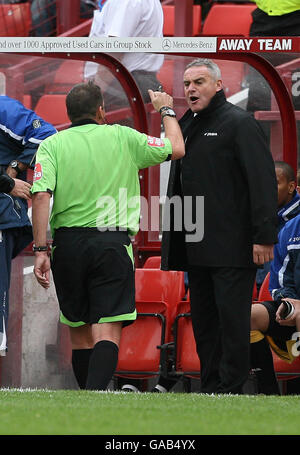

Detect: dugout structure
0,1,298,388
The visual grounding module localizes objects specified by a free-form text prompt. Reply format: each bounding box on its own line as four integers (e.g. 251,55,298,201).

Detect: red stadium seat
47,60,85,94
0,3,31,37
115,308,166,379
272,352,300,383
143,256,161,268
202,3,256,36
173,298,200,378
163,5,202,36
271,348,300,394
35,94,69,127
115,268,185,379
252,280,258,301
257,272,272,302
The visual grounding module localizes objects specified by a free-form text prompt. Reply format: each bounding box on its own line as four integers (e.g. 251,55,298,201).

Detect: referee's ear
96,105,106,125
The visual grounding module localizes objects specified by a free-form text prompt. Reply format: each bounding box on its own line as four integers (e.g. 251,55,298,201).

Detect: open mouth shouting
189,95,199,105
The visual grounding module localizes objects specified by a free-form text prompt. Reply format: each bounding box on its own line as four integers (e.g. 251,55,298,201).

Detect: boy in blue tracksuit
269,216,300,301
0,96,56,356
256,161,300,293
250,166,300,394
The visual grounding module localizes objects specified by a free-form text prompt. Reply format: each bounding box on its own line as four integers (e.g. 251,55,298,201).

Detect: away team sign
218,37,295,52
0,37,298,53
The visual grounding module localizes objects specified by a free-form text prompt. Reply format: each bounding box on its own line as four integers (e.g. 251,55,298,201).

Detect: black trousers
188,267,256,394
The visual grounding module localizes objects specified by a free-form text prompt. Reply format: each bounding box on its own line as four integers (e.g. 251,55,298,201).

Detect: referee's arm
32,191,51,289
148,89,185,161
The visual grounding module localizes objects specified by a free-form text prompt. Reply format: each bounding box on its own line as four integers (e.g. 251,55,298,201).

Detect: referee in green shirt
31,81,184,391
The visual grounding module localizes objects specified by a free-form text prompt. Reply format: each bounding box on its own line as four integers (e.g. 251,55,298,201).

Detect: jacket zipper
3,193,21,219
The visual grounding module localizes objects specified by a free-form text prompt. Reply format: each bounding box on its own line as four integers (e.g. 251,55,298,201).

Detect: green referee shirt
31,121,172,236
251,0,300,15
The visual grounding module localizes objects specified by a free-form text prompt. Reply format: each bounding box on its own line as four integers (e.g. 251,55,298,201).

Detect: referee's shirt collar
70,119,99,128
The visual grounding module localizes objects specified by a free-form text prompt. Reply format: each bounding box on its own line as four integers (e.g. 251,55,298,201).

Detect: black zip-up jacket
161,90,278,271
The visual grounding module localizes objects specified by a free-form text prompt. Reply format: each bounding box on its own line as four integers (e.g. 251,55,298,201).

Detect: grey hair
185,58,222,81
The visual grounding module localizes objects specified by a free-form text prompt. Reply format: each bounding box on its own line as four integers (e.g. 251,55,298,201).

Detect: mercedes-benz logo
162,39,172,51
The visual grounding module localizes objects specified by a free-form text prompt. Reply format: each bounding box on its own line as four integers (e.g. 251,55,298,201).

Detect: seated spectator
256,161,300,293
250,205,300,395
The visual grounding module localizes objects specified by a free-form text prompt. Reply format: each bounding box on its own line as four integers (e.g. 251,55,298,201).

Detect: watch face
163,109,176,117
10,160,18,168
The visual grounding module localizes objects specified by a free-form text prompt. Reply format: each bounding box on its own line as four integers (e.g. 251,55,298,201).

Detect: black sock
250,337,280,395
72,349,92,389
86,340,119,391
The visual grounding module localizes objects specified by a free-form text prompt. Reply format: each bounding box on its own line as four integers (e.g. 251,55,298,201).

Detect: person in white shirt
84,0,164,109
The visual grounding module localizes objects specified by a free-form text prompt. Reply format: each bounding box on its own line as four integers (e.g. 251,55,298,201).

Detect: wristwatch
32,245,48,253
9,160,22,174
161,108,176,119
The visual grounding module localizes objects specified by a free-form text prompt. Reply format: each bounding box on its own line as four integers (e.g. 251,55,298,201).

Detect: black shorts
261,300,298,352
51,227,136,328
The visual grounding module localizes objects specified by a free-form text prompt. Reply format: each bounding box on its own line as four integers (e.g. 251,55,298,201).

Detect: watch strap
159,106,174,115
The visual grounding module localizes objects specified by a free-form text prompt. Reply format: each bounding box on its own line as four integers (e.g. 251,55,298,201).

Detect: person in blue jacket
256,161,300,293
0,95,56,357
251,191,300,395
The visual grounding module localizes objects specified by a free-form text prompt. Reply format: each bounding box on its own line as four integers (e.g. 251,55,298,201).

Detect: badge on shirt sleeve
32,119,41,129
147,136,165,147
33,162,43,181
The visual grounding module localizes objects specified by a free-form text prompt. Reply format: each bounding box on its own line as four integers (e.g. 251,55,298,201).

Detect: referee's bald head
66,81,104,123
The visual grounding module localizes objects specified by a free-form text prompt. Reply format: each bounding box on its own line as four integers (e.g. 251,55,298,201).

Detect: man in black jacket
161,58,278,394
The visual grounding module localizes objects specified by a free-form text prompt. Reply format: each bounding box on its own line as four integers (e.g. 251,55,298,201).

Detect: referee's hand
34,253,50,289
148,89,173,113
